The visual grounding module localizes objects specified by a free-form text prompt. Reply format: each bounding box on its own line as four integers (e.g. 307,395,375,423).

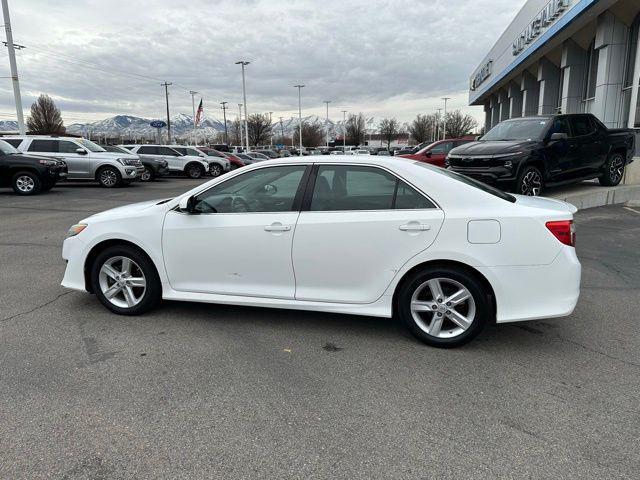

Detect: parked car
104,145,168,182
354,149,370,155
211,144,230,153
399,138,475,167
235,153,255,165
170,145,230,177
247,152,270,161
61,156,581,348
122,145,210,179
255,149,279,159
0,139,67,195
447,114,636,196
6,136,142,187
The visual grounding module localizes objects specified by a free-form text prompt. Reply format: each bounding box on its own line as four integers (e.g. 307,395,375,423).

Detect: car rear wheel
91,245,161,315
97,166,122,188
516,165,543,196
599,152,625,186
12,171,42,195
397,266,490,347
186,163,205,179
140,166,154,182
209,164,223,177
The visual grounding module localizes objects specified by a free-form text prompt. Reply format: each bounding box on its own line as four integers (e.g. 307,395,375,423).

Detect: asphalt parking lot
1,179,639,479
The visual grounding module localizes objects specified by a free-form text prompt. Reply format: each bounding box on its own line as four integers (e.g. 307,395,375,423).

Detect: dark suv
447,114,635,196
0,139,67,195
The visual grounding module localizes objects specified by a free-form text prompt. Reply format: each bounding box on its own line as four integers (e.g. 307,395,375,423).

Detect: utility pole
220,101,228,145
436,108,443,141
2,0,25,134
323,100,331,147
279,116,284,145
238,103,243,151
161,82,172,143
341,110,347,151
294,85,304,155
268,111,273,149
442,97,451,140
190,90,198,146
235,61,250,150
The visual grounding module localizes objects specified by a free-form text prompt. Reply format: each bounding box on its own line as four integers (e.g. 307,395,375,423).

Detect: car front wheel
397,266,491,347
186,163,205,179
97,166,122,188
516,165,543,196
12,171,42,195
209,164,223,177
90,245,162,315
599,152,625,186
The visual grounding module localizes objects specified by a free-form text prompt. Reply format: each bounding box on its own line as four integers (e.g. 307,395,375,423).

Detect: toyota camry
61,156,581,347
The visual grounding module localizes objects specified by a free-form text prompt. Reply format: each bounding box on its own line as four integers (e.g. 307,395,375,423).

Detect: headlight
117,158,137,166
39,159,58,166
67,224,87,237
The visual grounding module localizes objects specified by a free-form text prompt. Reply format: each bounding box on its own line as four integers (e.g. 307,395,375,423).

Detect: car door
544,116,577,182
292,164,444,304
423,141,453,167
57,139,92,177
162,164,309,298
568,115,602,177
158,146,183,171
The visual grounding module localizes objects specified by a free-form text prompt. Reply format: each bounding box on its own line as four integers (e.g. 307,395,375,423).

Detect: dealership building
469,0,640,153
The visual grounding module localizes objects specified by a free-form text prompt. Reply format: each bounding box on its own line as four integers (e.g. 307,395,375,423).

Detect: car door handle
264,223,291,232
399,223,431,232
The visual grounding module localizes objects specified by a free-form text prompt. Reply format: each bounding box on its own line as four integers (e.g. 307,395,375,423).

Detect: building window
622,15,640,128
557,68,565,113
584,40,599,102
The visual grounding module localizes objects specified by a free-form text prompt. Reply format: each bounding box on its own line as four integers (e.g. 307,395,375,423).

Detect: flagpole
190,91,198,146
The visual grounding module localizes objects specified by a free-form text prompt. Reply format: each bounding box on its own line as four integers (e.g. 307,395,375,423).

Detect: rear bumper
478,246,581,323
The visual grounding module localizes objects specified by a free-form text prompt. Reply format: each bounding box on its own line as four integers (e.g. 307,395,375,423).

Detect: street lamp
341,110,347,151
269,111,273,148
436,108,443,141
279,116,285,145
238,103,243,151
236,61,250,150
323,100,331,147
442,97,451,140
294,84,305,155
220,101,229,145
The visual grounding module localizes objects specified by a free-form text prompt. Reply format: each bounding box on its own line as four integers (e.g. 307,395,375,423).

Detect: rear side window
138,146,158,154
159,147,179,156
309,165,434,211
28,140,57,152
4,139,23,148
570,116,595,136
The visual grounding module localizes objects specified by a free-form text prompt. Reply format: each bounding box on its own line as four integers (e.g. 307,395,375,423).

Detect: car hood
450,140,538,156
82,199,168,223
513,194,577,214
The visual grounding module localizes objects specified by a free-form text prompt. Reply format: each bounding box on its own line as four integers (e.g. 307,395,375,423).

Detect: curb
549,183,640,210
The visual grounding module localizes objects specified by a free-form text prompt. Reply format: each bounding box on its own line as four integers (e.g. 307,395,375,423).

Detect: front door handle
399,223,431,232
265,223,292,232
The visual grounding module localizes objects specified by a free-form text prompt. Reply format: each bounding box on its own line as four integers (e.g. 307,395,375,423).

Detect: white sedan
61,156,581,347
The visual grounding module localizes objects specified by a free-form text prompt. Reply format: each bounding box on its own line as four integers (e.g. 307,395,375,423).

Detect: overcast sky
0,0,522,126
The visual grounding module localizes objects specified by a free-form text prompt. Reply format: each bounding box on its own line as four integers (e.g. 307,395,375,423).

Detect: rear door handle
399,223,431,232
265,223,291,232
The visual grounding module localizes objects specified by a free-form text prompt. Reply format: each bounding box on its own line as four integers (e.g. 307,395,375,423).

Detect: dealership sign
512,0,569,56
470,60,492,91
150,120,167,128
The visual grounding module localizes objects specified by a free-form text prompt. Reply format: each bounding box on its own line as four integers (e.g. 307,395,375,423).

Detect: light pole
220,101,228,145
1,0,25,134
190,90,198,146
279,116,285,145
341,110,347,151
238,103,243,151
235,61,250,150
442,97,451,140
269,111,273,149
161,82,172,143
323,100,331,147
436,108,443,141
294,85,305,155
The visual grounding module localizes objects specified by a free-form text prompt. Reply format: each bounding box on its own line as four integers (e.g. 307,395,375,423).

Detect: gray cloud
1,0,521,125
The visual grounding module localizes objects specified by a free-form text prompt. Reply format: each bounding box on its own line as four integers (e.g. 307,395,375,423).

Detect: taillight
546,220,575,247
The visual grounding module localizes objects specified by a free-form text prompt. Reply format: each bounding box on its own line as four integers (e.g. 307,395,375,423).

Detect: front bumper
61,235,88,292
448,165,518,189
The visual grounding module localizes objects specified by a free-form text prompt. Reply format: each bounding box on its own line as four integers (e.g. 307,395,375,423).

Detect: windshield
481,118,549,142
416,163,516,203
0,139,20,155
78,138,106,152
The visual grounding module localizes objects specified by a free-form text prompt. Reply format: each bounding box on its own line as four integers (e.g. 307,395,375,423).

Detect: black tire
396,266,491,348
186,163,205,179
209,163,223,177
11,171,42,195
96,166,122,188
599,152,625,187
90,245,162,315
140,166,154,182
515,165,543,196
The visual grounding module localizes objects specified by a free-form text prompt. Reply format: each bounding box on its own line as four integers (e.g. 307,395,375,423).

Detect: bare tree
379,118,400,148
246,113,272,147
444,110,478,138
229,118,242,146
293,120,324,147
27,94,65,134
345,113,366,145
408,114,432,144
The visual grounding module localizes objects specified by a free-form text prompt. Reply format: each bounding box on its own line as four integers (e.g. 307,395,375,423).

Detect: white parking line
623,206,640,214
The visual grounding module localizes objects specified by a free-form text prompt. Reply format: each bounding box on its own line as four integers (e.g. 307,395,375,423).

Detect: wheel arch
83,238,161,294
184,161,205,173
94,163,123,180
391,259,497,322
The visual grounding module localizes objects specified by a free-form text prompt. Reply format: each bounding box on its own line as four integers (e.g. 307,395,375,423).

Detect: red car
199,147,246,169
398,137,475,167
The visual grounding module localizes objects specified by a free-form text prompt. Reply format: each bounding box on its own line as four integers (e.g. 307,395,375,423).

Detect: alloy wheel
520,170,542,196
410,277,476,339
141,168,152,182
15,175,35,193
100,169,118,187
210,165,222,176
98,256,147,308
609,155,624,184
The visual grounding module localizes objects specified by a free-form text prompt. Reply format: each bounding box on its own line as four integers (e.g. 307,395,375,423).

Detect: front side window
570,116,595,137
77,138,105,152
138,146,157,154
430,142,453,154
159,147,180,156
3,139,23,148
548,117,571,136
309,165,434,211
58,140,81,153
193,165,307,214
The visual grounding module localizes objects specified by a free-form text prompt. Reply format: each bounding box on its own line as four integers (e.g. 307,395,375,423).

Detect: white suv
170,145,230,177
4,136,143,187
123,145,210,179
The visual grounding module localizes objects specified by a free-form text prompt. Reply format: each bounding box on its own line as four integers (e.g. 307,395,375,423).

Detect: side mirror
76,148,87,155
549,132,568,142
424,151,432,158
178,196,196,213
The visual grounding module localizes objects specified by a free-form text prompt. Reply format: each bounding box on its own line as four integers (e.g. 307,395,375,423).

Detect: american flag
195,99,203,125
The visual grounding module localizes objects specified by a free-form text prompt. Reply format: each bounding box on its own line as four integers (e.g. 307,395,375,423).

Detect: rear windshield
416,163,516,203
